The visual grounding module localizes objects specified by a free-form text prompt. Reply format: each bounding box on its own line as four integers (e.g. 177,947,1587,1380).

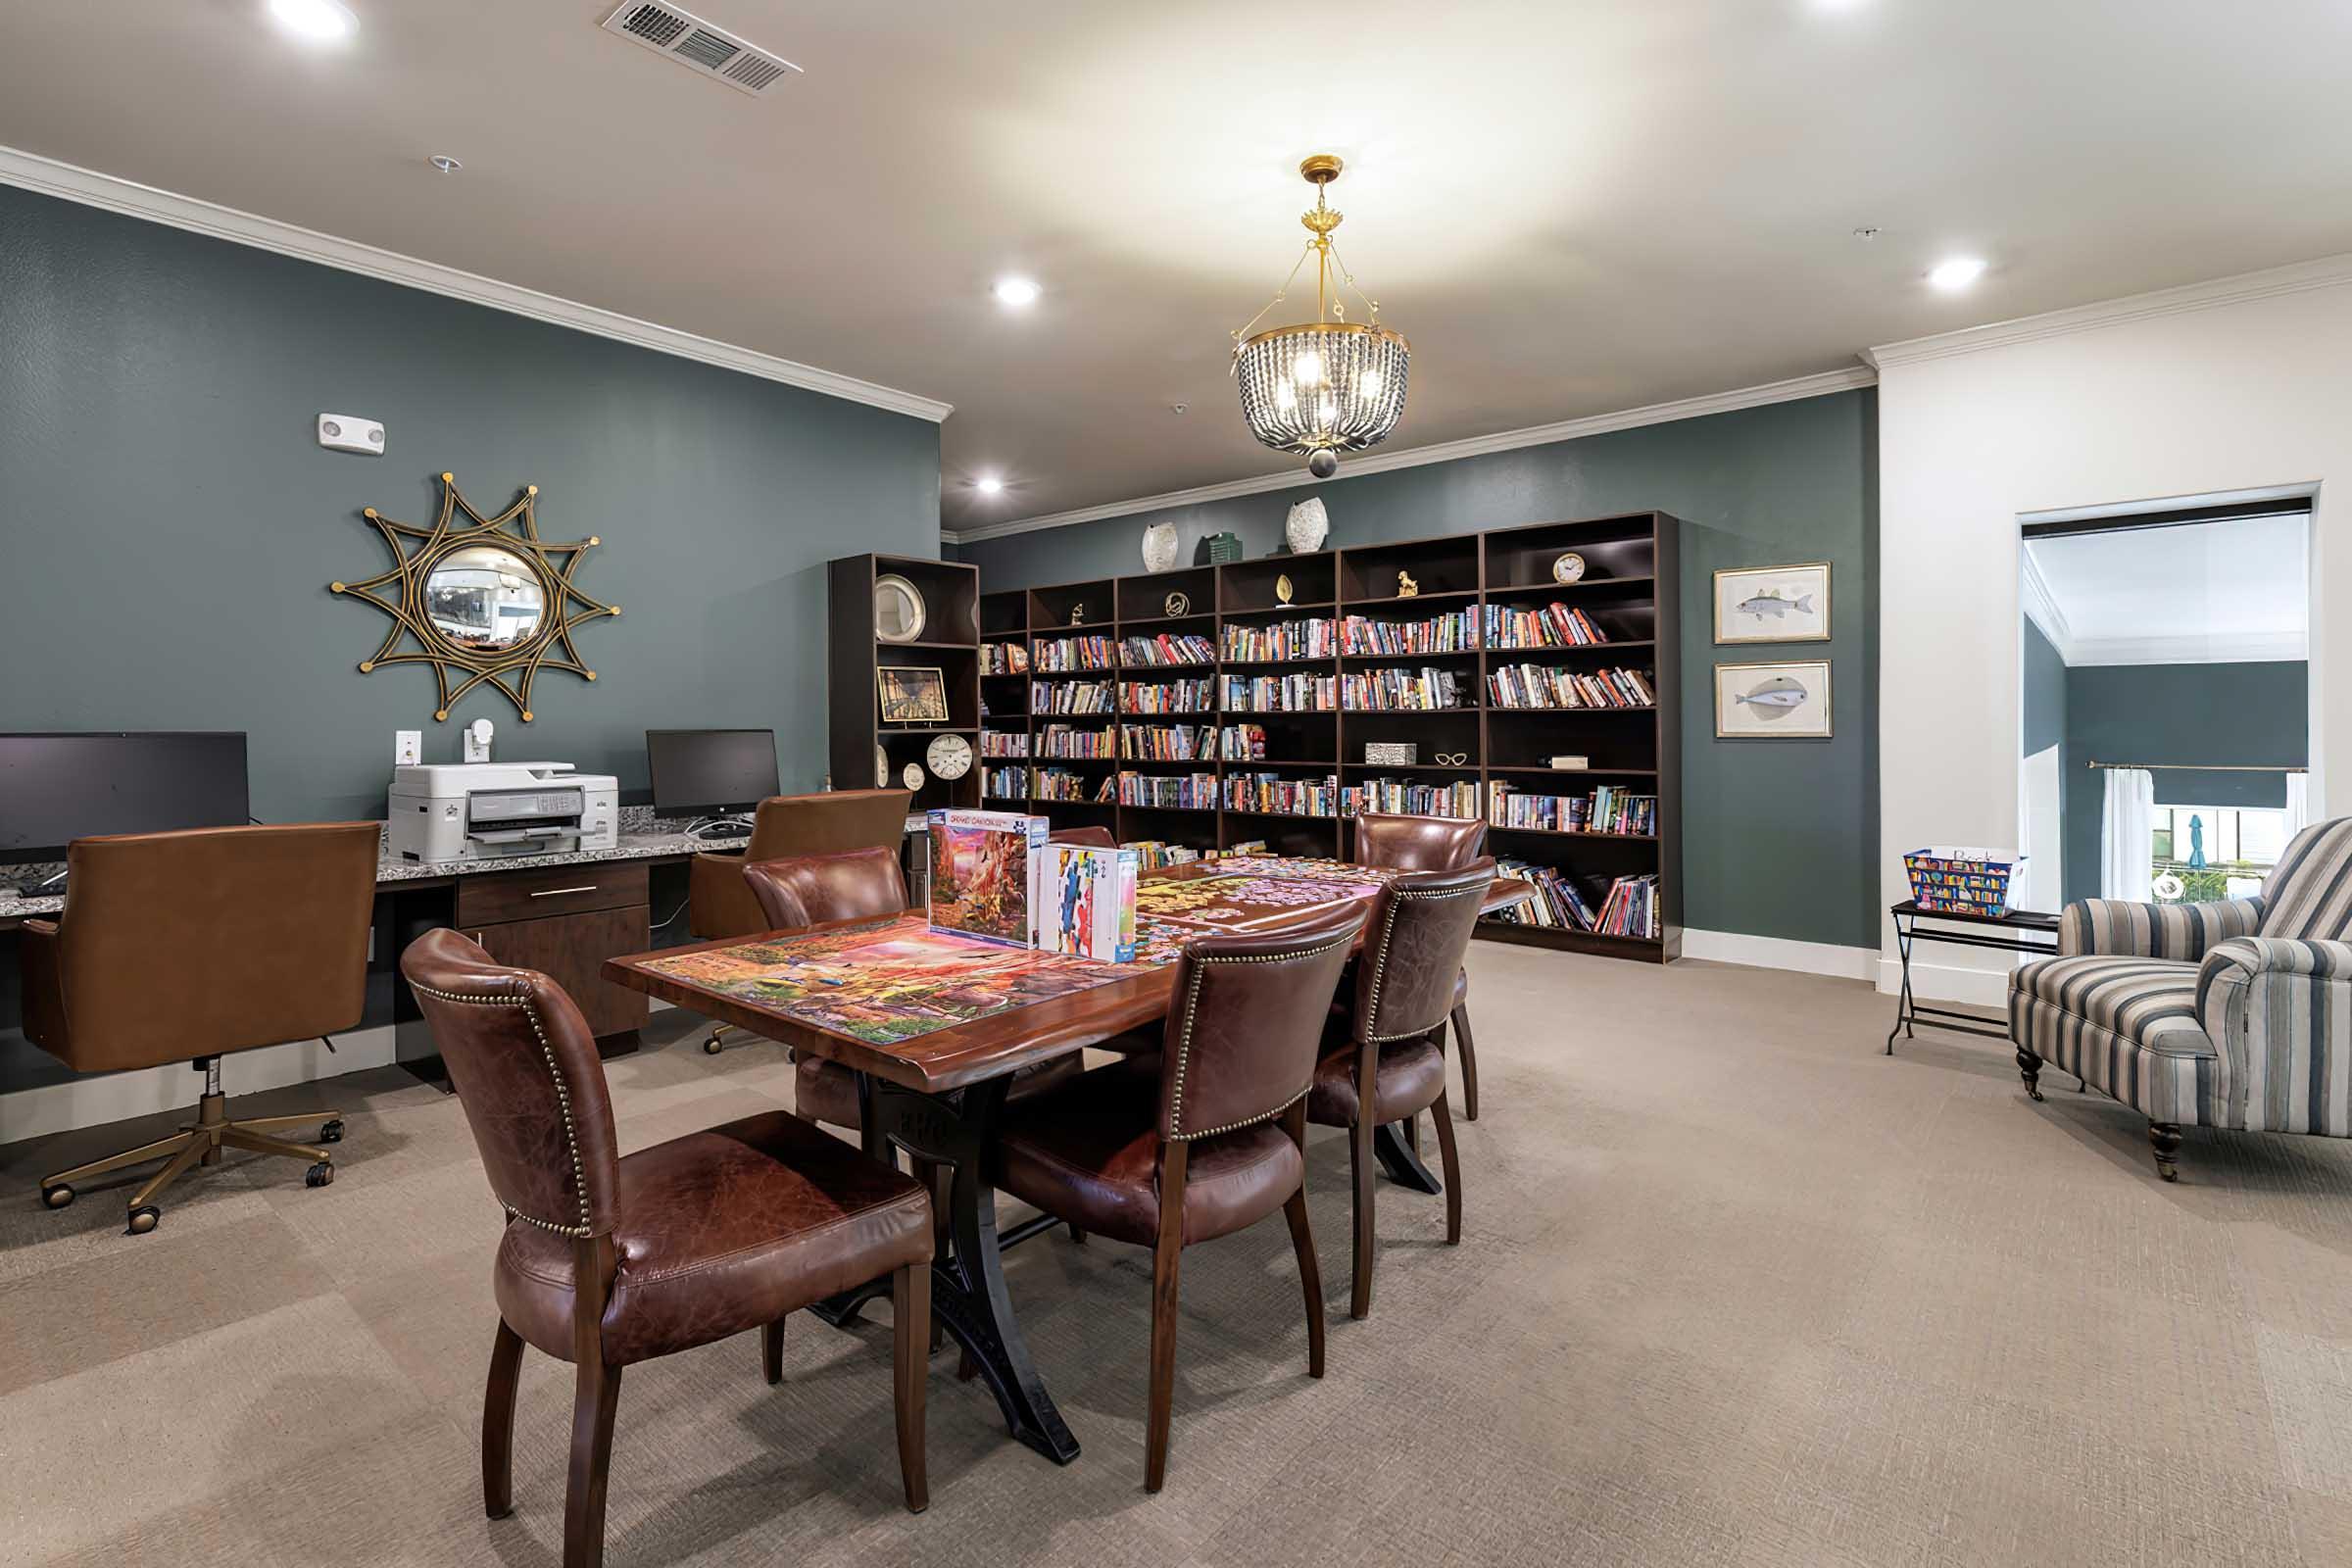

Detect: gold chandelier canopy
1231,155,1410,479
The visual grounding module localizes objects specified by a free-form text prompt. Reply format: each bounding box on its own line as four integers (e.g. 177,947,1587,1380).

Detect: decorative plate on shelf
902,761,926,792
926,732,973,780
1552,552,1587,584
873,574,927,643
875,744,890,788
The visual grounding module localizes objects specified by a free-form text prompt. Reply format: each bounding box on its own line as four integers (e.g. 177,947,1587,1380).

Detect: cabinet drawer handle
530,885,603,898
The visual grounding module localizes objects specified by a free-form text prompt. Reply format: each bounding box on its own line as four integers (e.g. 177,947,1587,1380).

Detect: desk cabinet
461,862,650,1040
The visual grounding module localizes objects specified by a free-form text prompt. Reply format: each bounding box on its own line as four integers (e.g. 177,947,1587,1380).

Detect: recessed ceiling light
992,277,1041,308
428,155,462,174
1929,256,1988,291
268,0,357,41
974,475,1005,496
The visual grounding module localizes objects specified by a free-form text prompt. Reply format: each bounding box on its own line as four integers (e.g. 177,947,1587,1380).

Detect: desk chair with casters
402,928,933,1566
21,821,379,1234
685,787,910,1053
1354,811,1488,1120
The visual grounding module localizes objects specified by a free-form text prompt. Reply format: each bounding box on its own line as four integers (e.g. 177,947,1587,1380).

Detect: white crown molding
1864,252,2352,370
2017,547,2072,655
0,144,954,424
946,364,1877,545
2064,630,2308,667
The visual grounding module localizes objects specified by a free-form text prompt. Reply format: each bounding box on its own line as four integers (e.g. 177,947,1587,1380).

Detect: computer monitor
0,732,251,864
646,729,780,816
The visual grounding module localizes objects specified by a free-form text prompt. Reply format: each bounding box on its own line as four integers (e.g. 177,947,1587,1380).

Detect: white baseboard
1876,956,2016,1008
1681,928,1879,981
1,1023,404,1144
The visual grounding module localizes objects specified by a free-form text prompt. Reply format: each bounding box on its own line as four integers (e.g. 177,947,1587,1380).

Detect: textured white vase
1286,496,1330,554
1141,520,1180,573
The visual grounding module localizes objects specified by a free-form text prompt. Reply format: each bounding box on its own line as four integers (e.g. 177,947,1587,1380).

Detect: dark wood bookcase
827,553,983,813
962,514,1684,962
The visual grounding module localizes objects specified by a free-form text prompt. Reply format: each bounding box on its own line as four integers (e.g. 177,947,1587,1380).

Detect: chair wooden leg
892,1263,930,1512
1349,1047,1380,1320
2149,1120,2183,1183
1430,1091,1463,1245
1404,1113,1418,1154
483,1320,524,1519
1450,1001,1479,1121
563,1358,621,1568
1280,1103,1324,1378
762,1317,786,1387
1067,1223,1086,1245
1145,1142,1190,1493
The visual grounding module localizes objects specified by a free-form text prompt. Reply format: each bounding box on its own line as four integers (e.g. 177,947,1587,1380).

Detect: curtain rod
2086,760,2306,773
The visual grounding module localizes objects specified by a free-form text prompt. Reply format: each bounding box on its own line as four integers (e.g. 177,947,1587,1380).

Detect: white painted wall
1872,257,2351,1003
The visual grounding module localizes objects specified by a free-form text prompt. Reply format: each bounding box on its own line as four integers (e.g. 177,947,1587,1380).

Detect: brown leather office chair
1048,825,1118,849
742,847,1081,1131
686,788,910,1052
402,928,934,1565
22,822,379,1234
1308,858,1494,1318
988,906,1362,1490
1354,812,1487,1120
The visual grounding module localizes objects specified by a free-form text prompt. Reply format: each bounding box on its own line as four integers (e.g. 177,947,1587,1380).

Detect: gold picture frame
1713,562,1831,644
878,664,953,725
1715,660,1832,740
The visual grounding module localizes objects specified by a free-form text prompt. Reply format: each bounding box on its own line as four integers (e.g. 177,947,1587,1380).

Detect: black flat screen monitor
647,729,780,816
0,732,251,864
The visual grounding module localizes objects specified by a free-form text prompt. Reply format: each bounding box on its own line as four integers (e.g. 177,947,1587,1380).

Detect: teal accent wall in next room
0,184,942,824
956,390,1882,951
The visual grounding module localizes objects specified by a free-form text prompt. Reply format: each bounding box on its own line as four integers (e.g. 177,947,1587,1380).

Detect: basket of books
1903,847,2022,915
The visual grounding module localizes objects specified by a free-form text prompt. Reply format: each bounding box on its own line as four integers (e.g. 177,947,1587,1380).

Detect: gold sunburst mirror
330,472,618,722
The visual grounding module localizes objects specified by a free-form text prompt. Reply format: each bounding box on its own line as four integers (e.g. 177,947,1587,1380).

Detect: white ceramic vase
1286,496,1330,554
1141,520,1180,573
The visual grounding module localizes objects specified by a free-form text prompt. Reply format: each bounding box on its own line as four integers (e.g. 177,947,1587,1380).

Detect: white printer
388,760,618,863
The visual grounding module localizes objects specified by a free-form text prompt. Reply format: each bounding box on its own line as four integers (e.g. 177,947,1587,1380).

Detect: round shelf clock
926,732,973,780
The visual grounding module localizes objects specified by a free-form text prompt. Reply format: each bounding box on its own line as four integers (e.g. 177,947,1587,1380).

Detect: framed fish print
1716,660,1832,739
1714,563,1831,644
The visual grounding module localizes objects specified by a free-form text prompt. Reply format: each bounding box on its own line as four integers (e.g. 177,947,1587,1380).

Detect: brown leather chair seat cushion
494,1109,932,1366
793,1051,1085,1130
989,1055,1305,1249
1306,1035,1448,1127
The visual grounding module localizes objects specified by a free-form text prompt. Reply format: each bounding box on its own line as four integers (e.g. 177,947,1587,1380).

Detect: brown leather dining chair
23,822,378,1233
1354,812,1487,1120
986,906,1363,1491
687,787,910,1053
1309,858,1494,1318
401,928,934,1567
1047,825,1118,849
742,846,1083,1133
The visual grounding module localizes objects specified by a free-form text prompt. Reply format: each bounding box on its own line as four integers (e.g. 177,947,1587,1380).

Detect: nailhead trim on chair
1362,885,1483,1044
1167,934,1355,1142
410,982,595,1238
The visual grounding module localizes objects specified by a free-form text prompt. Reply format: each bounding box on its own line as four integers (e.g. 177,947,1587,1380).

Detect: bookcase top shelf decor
961,512,1682,962
828,553,984,815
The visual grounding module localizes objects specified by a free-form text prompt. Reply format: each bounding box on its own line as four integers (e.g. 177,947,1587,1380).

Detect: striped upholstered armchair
2008,817,2352,1181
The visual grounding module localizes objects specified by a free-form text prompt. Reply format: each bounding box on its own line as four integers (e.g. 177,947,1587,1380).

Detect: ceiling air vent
600,3,802,97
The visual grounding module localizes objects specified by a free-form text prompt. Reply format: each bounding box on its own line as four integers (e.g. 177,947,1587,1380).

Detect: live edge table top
604,860,1529,1096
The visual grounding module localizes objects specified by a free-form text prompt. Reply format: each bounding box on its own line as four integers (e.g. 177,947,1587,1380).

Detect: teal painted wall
957,391,1881,949
0,185,942,824
2061,661,2307,902
2022,617,2067,760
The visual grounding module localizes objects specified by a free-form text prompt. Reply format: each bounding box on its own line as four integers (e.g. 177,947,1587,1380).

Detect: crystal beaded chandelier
1231,155,1410,479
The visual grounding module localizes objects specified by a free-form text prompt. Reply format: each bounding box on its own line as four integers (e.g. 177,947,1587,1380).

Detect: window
2151,805,2287,902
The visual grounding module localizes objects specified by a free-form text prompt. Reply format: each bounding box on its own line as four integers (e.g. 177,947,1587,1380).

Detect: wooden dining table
604,858,1528,1465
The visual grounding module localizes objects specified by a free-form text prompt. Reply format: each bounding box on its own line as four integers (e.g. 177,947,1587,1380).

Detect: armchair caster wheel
2027,1085,2044,1103
305,1161,335,1189
704,1035,724,1055
41,1183,74,1210
318,1119,345,1145
126,1203,161,1235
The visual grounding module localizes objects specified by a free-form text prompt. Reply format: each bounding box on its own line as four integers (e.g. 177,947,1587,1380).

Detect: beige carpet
6,947,2352,1567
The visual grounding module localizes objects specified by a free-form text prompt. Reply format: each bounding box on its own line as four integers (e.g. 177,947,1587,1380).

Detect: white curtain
2100,767,2155,901
2285,771,2311,835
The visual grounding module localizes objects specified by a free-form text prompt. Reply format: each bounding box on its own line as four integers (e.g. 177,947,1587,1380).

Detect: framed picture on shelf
1713,562,1830,643
878,665,952,724
1715,660,1831,739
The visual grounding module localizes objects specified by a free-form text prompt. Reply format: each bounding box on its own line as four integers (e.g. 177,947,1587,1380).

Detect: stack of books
1340,666,1469,710
1120,723,1215,760
1488,785,1657,835
1038,724,1115,759
1488,858,1601,929
1222,771,1340,817
1033,680,1115,714
1486,664,1655,710
980,730,1028,758
1119,633,1216,666
1593,873,1659,938
1217,723,1269,760
1342,777,1482,818
983,642,1030,674
982,765,1029,801
1340,610,1479,655
1033,635,1115,671
1222,618,1336,662
1120,677,1213,714
1484,602,1609,649
1117,771,1217,808
1222,673,1337,711
1125,840,1204,870
1033,768,1092,802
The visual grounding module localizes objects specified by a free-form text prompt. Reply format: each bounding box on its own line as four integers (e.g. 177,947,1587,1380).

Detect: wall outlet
318,413,385,456
395,730,421,765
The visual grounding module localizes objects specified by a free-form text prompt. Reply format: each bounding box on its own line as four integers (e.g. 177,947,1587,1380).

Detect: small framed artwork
878,665,952,724
1716,660,1832,739
1714,562,1830,644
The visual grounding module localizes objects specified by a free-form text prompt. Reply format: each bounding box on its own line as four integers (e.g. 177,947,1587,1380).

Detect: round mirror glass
425,543,546,653
873,574,927,643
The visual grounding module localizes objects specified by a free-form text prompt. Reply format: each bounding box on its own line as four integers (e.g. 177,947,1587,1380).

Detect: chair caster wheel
305,1161,335,1189
319,1119,344,1145
126,1204,161,1235
704,1036,724,1055
42,1183,74,1210
2026,1086,2044,1102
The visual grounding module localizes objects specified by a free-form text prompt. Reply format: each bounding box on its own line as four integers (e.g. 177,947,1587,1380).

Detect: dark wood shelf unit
949,513,1682,960
829,554,984,813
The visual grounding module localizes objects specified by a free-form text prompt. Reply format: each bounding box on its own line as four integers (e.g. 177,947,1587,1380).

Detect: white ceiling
2024,514,2311,665
5,1,2352,534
